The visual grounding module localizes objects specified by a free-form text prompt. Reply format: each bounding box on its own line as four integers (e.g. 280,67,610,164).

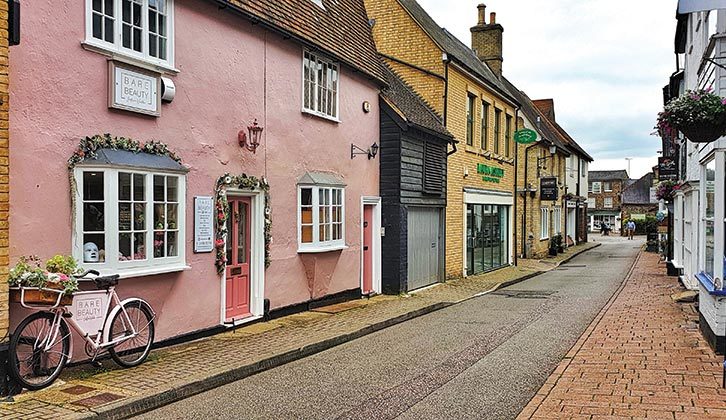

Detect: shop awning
78,148,188,173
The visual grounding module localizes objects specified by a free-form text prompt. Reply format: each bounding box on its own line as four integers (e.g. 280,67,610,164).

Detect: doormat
73,392,123,408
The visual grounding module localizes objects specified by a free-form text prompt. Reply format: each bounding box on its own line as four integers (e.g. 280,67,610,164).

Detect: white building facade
670,5,726,352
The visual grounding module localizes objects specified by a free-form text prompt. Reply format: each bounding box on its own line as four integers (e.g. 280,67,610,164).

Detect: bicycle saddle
93,275,120,289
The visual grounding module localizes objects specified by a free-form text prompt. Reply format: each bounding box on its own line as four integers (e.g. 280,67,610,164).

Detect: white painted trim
463,190,514,206
224,314,263,328
301,49,340,121
360,197,382,294
219,188,266,325
297,185,346,252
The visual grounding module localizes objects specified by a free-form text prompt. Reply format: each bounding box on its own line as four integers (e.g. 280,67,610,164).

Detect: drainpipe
522,141,540,257
513,108,519,266
443,53,450,127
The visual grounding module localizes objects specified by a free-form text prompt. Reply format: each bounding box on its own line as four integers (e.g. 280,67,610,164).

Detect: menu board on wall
194,196,214,253
540,177,559,201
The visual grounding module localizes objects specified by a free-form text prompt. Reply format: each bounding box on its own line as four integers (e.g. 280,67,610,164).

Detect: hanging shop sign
540,177,558,201
108,61,161,116
194,196,215,253
658,156,678,181
514,128,538,144
566,201,577,208
477,163,505,183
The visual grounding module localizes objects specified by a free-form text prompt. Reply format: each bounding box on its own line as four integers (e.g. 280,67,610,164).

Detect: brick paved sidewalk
517,251,726,420
0,243,598,419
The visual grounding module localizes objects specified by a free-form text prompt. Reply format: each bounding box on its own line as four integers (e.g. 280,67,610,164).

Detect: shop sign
194,196,215,253
566,201,577,208
477,163,505,183
631,214,646,220
540,177,558,201
649,187,658,203
71,292,108,333
109,61,161,116
514,128,538,144
658,156,677,181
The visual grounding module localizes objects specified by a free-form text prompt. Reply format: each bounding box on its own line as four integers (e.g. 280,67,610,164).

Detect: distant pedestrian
626,220,636,240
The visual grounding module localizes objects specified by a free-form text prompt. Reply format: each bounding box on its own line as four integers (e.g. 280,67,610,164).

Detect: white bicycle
8,270,155,390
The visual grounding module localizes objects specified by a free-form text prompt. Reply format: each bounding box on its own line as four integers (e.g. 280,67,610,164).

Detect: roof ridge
384,63,444,123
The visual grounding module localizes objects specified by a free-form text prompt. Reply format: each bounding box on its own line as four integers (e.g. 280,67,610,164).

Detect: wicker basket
679,118,726,143
9,287,73,306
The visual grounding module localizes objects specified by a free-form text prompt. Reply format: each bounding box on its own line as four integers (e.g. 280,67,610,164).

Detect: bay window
75,166,186,275
704,158,716,279
298,184,345,252
85,0,174,68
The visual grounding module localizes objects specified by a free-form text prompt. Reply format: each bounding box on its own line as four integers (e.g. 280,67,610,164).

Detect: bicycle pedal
90,360,103,368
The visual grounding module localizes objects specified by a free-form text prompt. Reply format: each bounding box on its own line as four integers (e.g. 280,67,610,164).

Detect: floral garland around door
214,174,271,274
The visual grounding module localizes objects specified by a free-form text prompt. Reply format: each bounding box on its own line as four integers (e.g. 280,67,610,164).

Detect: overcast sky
416,0,676,178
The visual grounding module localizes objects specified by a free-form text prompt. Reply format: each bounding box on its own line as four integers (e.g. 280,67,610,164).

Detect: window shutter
423,141,445,194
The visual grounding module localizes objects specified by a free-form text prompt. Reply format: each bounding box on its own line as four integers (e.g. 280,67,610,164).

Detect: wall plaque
109,61,161,116
194,196,214,253
540,177,558,201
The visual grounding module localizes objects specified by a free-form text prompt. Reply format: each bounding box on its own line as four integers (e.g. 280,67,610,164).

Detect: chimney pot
490,12,496,25
477,4,486,25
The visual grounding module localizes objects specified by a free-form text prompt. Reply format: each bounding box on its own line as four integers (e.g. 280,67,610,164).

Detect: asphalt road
138,236,642,420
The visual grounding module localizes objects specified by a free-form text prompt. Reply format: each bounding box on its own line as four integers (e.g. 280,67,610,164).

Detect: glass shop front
466,204,510,276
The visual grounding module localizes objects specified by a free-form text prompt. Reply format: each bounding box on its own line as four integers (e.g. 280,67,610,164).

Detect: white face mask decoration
84,242,99,263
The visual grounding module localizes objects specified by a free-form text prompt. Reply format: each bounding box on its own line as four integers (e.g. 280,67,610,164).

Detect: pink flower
215,239,224,247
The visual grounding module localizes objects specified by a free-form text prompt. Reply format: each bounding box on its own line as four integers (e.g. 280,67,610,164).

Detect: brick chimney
471,4,504,78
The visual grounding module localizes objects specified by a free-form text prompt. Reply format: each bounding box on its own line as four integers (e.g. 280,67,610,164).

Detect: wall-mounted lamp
238,119,264,153
351,142,379,160
537,140,557,177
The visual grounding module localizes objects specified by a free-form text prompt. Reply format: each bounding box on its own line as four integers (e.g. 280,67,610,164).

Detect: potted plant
554,234,565,253
548,236,559,256
656,88,726,143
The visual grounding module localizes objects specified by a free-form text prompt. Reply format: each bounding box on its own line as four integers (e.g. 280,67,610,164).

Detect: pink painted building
9,0,385,347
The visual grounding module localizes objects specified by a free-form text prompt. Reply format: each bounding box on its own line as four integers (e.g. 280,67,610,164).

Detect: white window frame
586,197,595,208
297,185,346,252
604,197,613,208
540,207,550,240
553,207,561,235
591,182,602,193
603,181,612,192
302,50,340,122
73,166,187,277
84,0,176,71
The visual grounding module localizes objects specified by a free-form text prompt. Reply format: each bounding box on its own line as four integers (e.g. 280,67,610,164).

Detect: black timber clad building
379,67,454,294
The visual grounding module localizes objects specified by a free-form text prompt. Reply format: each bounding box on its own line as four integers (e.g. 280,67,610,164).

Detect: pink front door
225,197,251,320
363,205,374,294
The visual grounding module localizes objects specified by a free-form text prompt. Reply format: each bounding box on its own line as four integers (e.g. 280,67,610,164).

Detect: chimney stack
471,5,504,78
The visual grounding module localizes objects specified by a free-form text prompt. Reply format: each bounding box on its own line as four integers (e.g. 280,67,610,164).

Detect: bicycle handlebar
75,269,100,278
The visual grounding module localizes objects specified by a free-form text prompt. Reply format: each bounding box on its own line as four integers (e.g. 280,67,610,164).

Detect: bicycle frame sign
70,291,109,333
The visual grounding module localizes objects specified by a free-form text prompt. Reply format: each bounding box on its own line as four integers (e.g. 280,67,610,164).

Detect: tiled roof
622,172,655,204
589,170,630,181
501,77,569,154
225,0,386,84
395,0,519,106
381,66,453,139
532,100,594,162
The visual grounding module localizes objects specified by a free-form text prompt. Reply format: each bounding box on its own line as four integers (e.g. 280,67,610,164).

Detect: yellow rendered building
364,0,519,278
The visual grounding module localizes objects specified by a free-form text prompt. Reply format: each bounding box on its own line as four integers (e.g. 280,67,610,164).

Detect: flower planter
10,287,73,306
679,118,726,143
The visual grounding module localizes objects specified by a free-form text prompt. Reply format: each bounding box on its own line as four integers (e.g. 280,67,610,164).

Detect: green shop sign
514,128,538,144
477,163,505,183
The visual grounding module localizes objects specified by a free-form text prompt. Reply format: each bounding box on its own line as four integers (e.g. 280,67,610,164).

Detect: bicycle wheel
9,312,70,390
108,301,155,368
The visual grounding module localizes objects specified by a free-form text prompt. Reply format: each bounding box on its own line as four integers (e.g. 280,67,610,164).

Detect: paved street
139,236,642,420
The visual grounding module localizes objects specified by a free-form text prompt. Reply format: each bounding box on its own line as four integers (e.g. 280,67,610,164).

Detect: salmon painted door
225,197,251,320
363,205,374,294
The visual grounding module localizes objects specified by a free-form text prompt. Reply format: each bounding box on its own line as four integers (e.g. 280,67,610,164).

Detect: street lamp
537,140,557,178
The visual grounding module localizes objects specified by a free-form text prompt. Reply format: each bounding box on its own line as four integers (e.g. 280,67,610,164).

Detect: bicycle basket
9,287,73,308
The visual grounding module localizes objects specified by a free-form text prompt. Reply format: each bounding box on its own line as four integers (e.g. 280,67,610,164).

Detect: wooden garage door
407,208,442,291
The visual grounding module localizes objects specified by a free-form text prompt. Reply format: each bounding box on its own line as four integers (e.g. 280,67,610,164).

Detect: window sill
540,237,549,242
696,272,726,296
301,108,341,124
81,40,179,75
297,244,348,254
92,264,191,279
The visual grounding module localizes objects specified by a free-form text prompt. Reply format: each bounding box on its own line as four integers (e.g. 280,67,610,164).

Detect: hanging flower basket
656,89,726,143
678,116,726,143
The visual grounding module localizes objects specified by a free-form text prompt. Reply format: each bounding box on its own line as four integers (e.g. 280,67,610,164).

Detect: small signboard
194,196,215,253
658,156,677,181
540,177,558,201
649,187,658,204
70,291,108,334
514,128,538,144
109,61,161,116
566,201,577,208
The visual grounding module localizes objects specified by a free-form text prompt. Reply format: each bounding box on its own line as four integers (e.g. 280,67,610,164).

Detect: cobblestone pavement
0,242,598,419
517,251,726,420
